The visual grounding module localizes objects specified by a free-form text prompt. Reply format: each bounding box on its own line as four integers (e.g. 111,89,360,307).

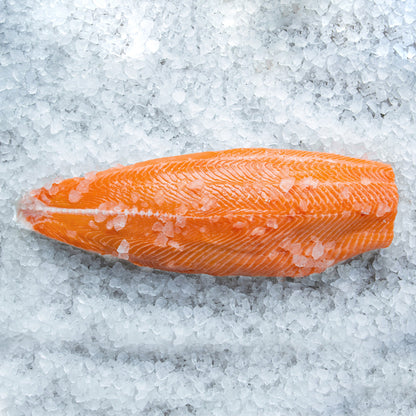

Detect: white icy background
1,0,416,414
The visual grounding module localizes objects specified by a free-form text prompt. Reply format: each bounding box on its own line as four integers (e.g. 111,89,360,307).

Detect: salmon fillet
18,148,398,277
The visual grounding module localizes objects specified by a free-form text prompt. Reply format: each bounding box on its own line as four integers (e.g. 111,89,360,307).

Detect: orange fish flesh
18,148,398,277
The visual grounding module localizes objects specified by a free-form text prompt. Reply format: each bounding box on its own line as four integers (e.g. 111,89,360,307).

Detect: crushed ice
279,177,295,193
68,190,81,203
117,239,130,255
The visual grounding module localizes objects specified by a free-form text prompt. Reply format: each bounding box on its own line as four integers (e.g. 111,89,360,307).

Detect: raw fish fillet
18,148,398,277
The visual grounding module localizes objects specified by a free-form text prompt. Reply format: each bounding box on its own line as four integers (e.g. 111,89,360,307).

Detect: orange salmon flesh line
18,148,398,277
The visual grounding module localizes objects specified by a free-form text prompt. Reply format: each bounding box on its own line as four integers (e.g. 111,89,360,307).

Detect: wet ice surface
1,0,416,414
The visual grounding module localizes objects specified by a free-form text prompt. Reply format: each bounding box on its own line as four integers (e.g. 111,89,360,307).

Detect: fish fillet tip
15,195,33,231
15,191,46,230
